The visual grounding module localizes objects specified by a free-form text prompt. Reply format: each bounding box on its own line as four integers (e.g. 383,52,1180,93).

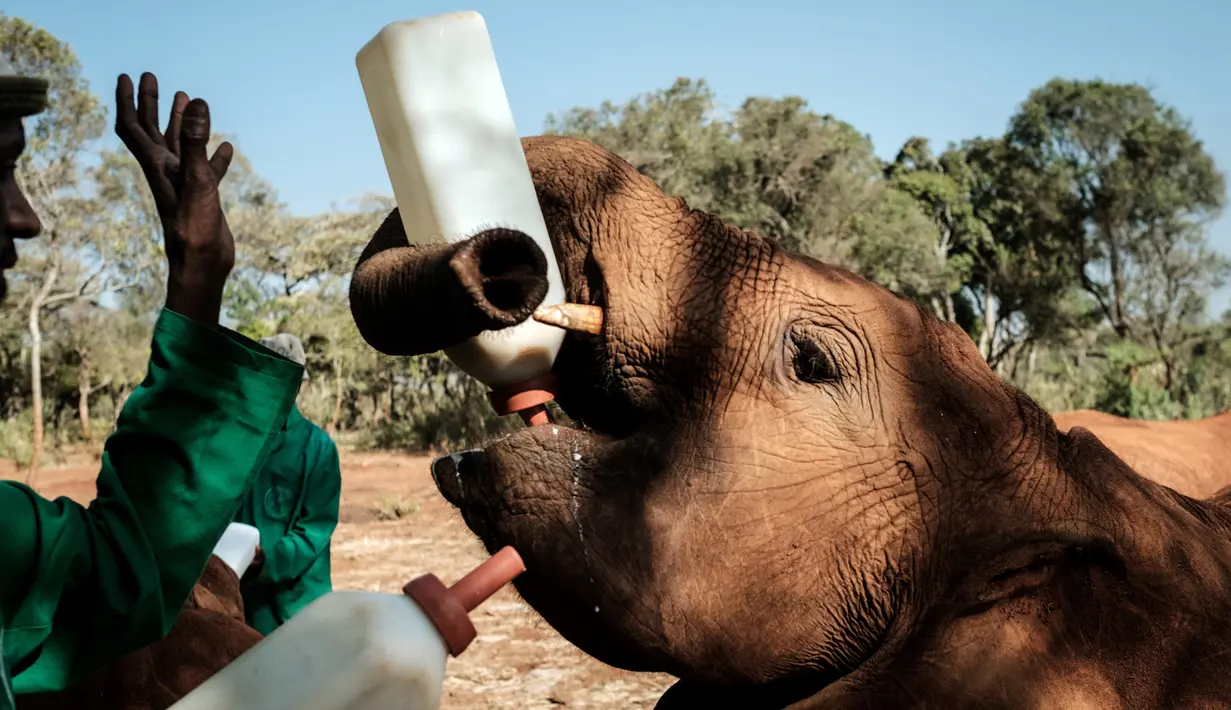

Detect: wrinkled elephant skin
354,136,1231,709
1053,409,1231,498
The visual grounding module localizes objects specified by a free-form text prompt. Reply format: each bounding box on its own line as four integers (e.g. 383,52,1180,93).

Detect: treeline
2,16,1228,476
546,78,1230,417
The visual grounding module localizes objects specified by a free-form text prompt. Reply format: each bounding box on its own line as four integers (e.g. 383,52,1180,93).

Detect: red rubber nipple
402,546,526,656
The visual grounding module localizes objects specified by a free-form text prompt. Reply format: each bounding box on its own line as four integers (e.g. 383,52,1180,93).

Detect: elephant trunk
349,208,550,357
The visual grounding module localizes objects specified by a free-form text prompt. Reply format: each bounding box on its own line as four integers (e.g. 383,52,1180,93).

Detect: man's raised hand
115,72,235,326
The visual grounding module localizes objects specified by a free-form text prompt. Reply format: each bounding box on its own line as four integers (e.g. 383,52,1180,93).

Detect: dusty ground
4,450,675,709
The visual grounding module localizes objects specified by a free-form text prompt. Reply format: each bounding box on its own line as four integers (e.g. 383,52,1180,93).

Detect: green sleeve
0,309,303,695
262,433,341,585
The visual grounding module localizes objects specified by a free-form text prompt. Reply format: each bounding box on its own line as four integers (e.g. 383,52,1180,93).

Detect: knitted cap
260,333,310,381
0,56,49,118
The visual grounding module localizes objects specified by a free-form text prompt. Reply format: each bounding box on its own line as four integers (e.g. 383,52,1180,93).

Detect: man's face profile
0,116,41,303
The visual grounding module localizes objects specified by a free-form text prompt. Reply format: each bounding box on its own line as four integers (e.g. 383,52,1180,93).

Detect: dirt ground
3,450,674,709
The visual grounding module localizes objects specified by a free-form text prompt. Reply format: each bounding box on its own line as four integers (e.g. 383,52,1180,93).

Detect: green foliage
1089,339,1180,420
1006,79,1226,340
0,14,105,160
373,495,419,521
879,137,990,327
361,352,516,453
1183,327,1231,417
0,410,33,465
546,80,950,303
2,18,1229,467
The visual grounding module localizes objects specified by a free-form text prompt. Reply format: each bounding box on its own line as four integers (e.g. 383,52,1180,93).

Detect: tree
547,78,944,299
46,303,147,442
1005,79,1228,404
883,137,990,329
0,16,137,482
545,78,730,210
960,137,1096,372
1006,79,1226,338
287,282,364,435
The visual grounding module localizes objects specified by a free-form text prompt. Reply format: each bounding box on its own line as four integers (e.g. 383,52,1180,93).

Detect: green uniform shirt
0,309,303,708
233,405,340,636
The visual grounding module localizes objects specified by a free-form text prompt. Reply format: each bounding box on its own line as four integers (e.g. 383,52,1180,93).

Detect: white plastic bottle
355,11,566,422
168,546,526,710
211,522,260,578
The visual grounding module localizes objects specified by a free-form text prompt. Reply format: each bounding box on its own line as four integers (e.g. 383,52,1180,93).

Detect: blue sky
10,0,1231,313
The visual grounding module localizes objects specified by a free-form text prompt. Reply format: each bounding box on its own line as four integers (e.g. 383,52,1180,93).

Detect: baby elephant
350,134,1231,709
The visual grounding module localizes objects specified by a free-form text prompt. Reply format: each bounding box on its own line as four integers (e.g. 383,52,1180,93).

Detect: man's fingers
164,91,189,156
114,74,156,156
180,98,214,182
136,72,165,146
209,142,234,181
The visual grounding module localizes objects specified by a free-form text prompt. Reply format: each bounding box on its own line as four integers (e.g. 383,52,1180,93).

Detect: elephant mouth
430,277,638,516
429,347,628,515
427,409,664,671
425,302,678,672
420,229,686,671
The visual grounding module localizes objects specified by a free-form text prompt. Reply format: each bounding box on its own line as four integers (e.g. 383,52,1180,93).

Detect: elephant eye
790,333,839,385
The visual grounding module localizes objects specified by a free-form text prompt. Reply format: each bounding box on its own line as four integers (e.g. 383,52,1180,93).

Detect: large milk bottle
169,546,526,710
355,11,566,425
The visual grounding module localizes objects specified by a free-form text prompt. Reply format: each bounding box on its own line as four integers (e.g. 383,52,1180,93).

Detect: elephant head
349,136,1231,709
